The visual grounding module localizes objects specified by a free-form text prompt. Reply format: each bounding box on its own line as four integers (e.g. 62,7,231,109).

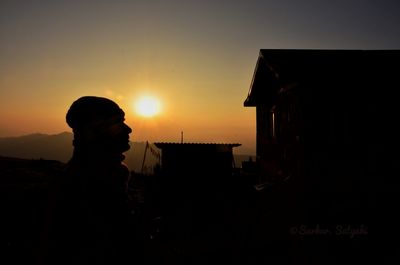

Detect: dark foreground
1,156,398,265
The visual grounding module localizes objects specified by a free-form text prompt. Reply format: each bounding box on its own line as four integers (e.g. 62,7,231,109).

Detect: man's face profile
101,116,132,153
66,96,132,153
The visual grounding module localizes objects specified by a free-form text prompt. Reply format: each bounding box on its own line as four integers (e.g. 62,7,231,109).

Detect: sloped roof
244,49,400,106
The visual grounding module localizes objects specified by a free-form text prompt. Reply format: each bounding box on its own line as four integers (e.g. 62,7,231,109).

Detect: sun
134,96,161,117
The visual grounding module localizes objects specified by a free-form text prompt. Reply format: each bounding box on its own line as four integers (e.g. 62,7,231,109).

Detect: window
271,111,276,138
271,105,276,139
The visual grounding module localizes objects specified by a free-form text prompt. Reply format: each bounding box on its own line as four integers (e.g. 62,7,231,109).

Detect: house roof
154,142,241,148
154,142,241,156
244,49,400,107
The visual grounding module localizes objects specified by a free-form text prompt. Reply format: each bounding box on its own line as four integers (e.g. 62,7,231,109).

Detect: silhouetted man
47,96,135,265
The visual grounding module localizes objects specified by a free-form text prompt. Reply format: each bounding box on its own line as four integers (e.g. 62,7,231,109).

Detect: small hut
154,142,240,180
152,143,241,250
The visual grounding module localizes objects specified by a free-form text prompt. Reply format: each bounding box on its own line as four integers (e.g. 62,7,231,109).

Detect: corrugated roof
154,142,241,147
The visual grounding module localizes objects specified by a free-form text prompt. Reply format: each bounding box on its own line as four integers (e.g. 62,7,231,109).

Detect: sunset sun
134,96,161,117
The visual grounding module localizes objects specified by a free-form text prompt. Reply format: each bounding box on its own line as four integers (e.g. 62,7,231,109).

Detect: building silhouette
243,49,400,263
152,142,241,260
244,49,400,192
152,142,241,211
154,142,240,179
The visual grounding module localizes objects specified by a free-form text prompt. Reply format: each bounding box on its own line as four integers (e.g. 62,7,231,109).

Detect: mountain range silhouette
0,132,254,172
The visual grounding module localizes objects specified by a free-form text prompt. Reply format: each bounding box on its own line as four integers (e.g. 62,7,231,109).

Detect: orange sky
0,43,257,154
1,1,400,155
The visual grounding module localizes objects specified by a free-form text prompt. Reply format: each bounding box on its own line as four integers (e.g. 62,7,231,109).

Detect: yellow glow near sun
134,96,161,117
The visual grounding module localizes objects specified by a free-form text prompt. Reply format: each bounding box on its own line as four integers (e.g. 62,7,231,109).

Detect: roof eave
243,51,264,107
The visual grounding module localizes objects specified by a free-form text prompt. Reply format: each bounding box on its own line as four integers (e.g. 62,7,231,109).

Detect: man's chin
121,143,131,152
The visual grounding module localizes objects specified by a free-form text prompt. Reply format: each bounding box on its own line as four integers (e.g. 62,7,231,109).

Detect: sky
1,0,400,155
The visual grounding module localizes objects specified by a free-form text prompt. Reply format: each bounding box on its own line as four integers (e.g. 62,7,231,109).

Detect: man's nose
125,123,132,134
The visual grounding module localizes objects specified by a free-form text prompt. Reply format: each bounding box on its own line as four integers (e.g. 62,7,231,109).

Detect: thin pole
181,131,183,144
141,141,148,174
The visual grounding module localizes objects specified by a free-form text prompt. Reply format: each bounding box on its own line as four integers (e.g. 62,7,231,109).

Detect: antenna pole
141,141,149,174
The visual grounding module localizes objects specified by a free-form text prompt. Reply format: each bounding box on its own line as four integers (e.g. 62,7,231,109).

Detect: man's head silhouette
66,96,132,158
46,96,134,264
